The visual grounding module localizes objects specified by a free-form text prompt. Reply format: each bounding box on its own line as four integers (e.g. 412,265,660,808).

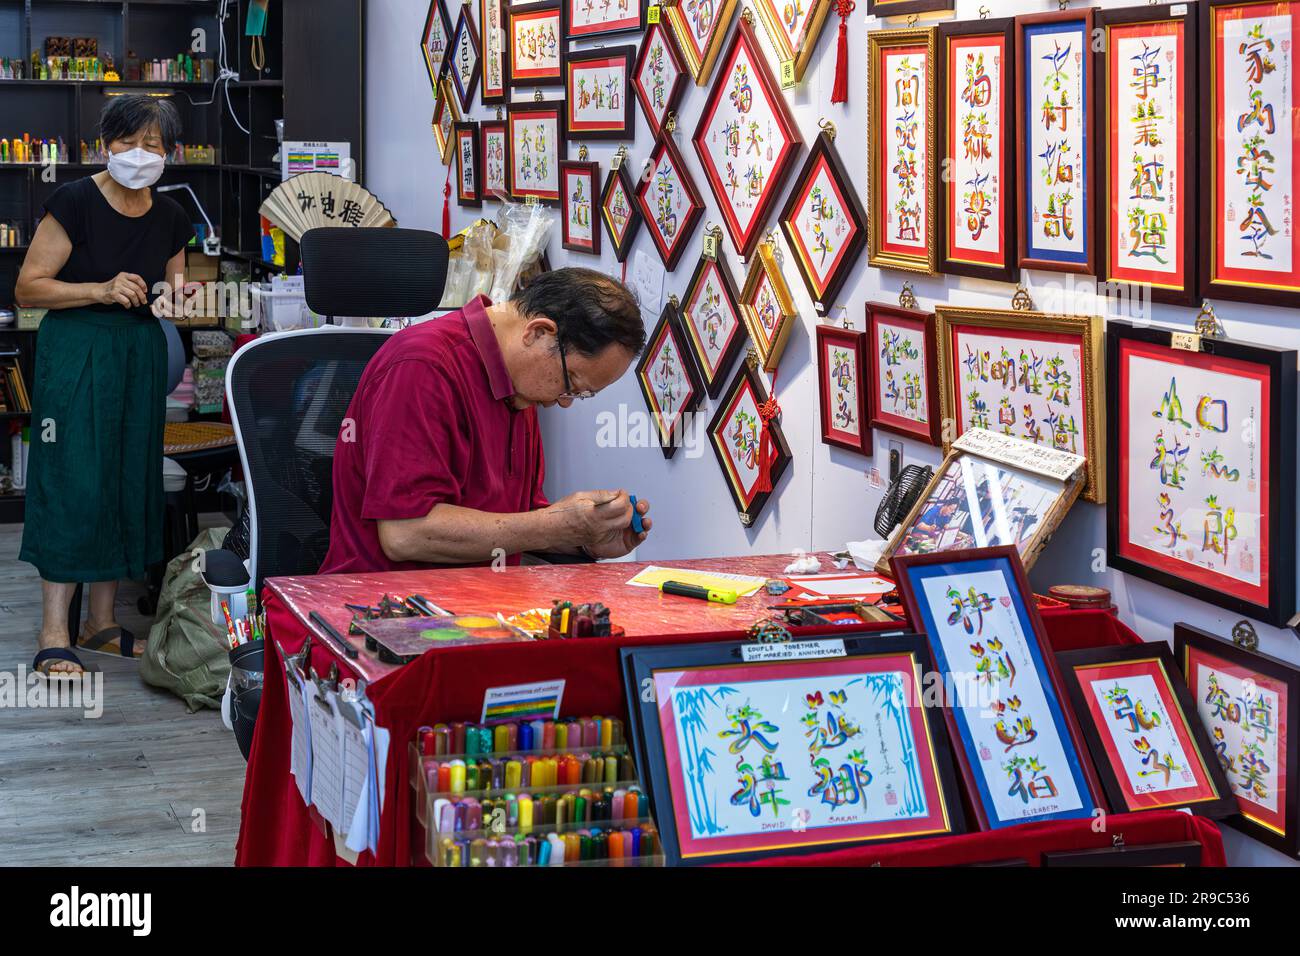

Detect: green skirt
19,307,166,583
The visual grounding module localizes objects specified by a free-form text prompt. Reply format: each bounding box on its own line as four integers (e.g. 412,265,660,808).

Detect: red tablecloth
234,559,1225,867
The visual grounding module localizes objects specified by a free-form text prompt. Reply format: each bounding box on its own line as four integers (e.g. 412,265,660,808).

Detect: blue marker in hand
629,494,644,533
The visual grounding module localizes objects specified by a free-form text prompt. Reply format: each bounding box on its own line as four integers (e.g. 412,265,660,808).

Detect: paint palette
357,614,534,664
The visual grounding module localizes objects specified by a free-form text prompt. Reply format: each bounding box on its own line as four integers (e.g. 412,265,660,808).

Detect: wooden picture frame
738,239,797,372
635,301,706,458
564,45,636,140
864,301,940,446
1175,622,1300,858
506,101,564,203
680,245,748,398
634,132,705,271
891,545,1103,832
432,77,462,163
664,0,738,86
1016,8,1096,275
1043,842,1203,867
708,361,792,526
621,633,966,866
868,27,938,275
564,0,644,39
508,0,564,88
866,0,953,17
633,19,689,139
1106,320,1297,625
1201,0,1300,307
692,14,803,261
1096,3,1198,306
937,16,1019,283
454,121,482,207
935,305,1106,503
1058,642,1238,818
815,324,871,455
480,118,509,200
600,162,642,261
480,0,511,105
447,6,481,111
559,159,600,254
752,0,833,85
421,0,454,94
779,128,867,314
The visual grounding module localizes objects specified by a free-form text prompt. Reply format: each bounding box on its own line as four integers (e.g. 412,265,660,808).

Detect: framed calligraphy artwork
447,7,481,111
937,17,1018,283
739,239,797,371
565,45,635,140
753,0,833,85
1175,622,1300,857
421,0,453,95
508,0,564,88
634,133,705,271
565,0,644,39
864,301,940,446
622,633,966,865
681,246,748,397
869,27,938,275
1097,3,1198,305
664,0,738,86
633,20,689,139
692,14,803,261
1106,320,1297,625
481,118,509,200
636,301,706,458
707,362,792,526
815,324,870,455
1058,642,1237,818
779,127,867,314
891,546,1102,831
506,101,564,203
432,77,461,163
1016,9,1096,275
454,121,481,207
481,0,510,104
600,162,642,261
560,159,599,254
1202,0,1300,306
935,305,1106,503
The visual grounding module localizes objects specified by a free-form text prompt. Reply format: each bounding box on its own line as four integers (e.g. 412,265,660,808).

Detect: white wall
366,0,1300,864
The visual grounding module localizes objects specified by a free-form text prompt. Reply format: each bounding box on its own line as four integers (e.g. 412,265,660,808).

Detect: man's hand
545,489,651,559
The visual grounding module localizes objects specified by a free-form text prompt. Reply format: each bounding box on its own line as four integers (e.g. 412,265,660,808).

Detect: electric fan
873,464,934,538
258,172,397,241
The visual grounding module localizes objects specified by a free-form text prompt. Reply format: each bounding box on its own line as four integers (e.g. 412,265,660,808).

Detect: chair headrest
300,227,449,318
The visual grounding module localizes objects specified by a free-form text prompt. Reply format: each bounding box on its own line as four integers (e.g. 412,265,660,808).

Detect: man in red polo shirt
319,268,651,573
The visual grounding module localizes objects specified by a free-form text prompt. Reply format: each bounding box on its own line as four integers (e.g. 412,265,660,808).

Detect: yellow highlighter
660,580,738,605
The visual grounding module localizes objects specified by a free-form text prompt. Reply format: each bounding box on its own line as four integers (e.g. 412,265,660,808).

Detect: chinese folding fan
258,172,397,241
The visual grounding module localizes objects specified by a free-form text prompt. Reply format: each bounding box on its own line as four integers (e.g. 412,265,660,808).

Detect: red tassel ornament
442,164,453,238
755,370,782,494
831,0,855,105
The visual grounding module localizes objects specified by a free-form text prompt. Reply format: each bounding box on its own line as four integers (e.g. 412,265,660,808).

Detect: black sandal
33,646,85,679
77,624,137,658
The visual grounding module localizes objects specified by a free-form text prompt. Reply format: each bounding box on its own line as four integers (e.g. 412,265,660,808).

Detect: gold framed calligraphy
753,0,833,85
739,239,797,372
421,0,453,95
600,162,642,261
432,76,461,163
664,0,738,86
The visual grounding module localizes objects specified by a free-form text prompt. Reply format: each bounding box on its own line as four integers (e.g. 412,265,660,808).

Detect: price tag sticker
648,4,661,23
1170,331,1201,352
703,230,719,259
780,59,796,89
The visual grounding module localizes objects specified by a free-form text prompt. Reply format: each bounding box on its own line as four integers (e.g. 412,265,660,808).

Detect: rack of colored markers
416,715,626,756
433,822,662,867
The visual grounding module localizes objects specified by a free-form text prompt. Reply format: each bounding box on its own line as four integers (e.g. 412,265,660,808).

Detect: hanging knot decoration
755,370,782,493
831,0,855,104
442,163,453,238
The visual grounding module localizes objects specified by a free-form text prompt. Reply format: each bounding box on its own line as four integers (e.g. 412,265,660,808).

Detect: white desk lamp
157,183,222,256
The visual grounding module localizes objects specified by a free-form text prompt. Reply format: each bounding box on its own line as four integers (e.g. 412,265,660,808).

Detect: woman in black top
16,95,195,677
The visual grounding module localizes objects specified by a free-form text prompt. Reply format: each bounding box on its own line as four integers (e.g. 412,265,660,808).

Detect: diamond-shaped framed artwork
739,239,797,372
779,127,866,314
600,162,642,261
752,0,833,84
633,19,689,139
448,6,481,111
692,13,802,260
680,244,748,398
421,0,453,95
664,0,738,86
432,76,461,163
636,300,706,458
634,132,705,271
708,361,792,527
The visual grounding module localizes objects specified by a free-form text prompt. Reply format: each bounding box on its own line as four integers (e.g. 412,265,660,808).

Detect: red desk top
265,553,817,683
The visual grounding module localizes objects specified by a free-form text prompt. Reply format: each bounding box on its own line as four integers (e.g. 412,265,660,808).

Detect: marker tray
427,821,663,867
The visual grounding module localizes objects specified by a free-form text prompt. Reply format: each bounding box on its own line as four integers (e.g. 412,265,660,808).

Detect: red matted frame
559,159,600,254
1058,643,1238,818
1201,0,1300,307
480,0,511,105
1106,320,1297,625
447,6,481,111
680,247,748,398
864,301,940,446
480,118,509,200
506,101,565,204
599,163,642,261
635,301,706,459
779,129,866,314
1097,3,1198,306
622,633,966,865
421,0,453,94
707,362,792,527
564,45,636,140
1175,622,1300,858
691,15,803,261
507,0,565,88
564,0,644,40
815,324,871,456
1016,8,1096,275
632,19,688,139
936,16,1019,284
634,133,705,271
454,121,482,207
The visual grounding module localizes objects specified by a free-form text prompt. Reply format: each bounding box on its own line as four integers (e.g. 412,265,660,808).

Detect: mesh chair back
226,328,392,589
300,227,449,317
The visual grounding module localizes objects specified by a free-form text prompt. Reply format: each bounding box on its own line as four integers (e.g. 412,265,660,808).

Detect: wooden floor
0,518,246,866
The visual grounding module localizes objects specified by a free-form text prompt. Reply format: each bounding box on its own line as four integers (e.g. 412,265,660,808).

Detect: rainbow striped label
481,680,565,724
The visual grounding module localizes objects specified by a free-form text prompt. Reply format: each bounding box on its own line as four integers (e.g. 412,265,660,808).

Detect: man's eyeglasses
556,334,595,401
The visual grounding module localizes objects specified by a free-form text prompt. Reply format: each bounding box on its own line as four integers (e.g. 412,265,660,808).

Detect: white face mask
107,147,166,190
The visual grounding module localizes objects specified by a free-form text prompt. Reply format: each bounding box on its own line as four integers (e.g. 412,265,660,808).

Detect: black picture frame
421,0,454,95
559,158,600,253
507,0,565,89
1043,841,1203,867
1106,320,1298,625
505,100,566,205
563,0,646,41
635,301,706,459
447,5,482,111
679,247,748,399
1174,622,1300,858
599,163,642,262
480,0,512,105
563,44,636,141
453,120,482,208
